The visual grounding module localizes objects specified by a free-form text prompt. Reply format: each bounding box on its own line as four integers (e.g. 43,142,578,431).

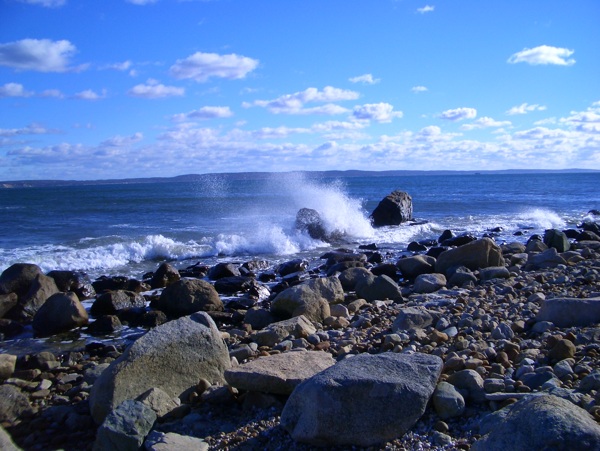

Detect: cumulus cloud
0,82,33,97
40,89,64,98
506,103,547,115
349,74,380,84
559,103,600,133
461,117,512,131
417,5,435,13
0,38,81,72
74,89,106,101
100,133,143,148
439,107,477,121
128,79,184,98
17,0,65,7
169,51,259,83
508,45,575,66
352,103,403,123
0,123,59,137
249,86,359,115
171,106,234,122
411,86,428,93
101,60,132,71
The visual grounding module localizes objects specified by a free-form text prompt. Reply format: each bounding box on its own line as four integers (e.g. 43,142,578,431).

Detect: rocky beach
1,192,600,450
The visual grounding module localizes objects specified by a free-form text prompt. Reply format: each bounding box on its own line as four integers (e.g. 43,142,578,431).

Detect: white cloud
349,74,380,84
417,5,435,14
101,60,132,71
40,89,64,98
100,133,143,148
0,82,33,97
508,45,575,66
17,0,65,7
461,117,512,131
250,86,359,115
169,51,259,83
74,89,106,101
128,79,184,98
172,106,234,122
0,38,81,72
411,86,428,93
0,123,58,137
439,107,477,121
506,103,547,115
352,103,403,123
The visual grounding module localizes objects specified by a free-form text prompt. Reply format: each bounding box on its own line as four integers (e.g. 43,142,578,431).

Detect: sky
0,0,599,181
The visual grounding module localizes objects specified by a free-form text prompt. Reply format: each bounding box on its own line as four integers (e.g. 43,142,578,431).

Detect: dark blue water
1,172,598,279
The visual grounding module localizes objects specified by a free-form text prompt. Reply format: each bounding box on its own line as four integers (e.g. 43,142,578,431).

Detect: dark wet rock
281,352,442,446
441,234,477,247
213,276,256,295
92,276,145,294
15,273,59,319
277,259,308,277
0,293,18,319
0,385,33,422
407,241,427,252
243,307,275,330
0,263,43,298
91,290,146,317
295,208,332,242
47,270,95,300
578,230,600,241
149,263,181,289
87,315,123,335
355,274,403,302
370,263,399,280
32,292,89,336
207,262,241,280
473,394,600,451
543,228,570,252
153,278,223,317
178,263,209,279
89,312,231,424
337,267,372,291
435,238,505,276
325,260,365,276
370,190,413,227
0,319,24,339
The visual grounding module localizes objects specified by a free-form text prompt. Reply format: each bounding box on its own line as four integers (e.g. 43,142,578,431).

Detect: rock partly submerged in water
370,190,413,227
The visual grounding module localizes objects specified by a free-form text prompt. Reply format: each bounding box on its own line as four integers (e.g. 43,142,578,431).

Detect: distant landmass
1,168,598,189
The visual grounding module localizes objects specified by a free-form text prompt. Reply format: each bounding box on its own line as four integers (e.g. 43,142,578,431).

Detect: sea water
1,171,598,280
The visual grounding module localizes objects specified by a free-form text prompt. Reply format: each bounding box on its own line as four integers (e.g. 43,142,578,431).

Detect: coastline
1,219,600,449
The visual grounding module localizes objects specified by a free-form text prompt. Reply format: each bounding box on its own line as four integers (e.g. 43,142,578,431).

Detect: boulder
392,306,434,333
89,312,231,424
433,381,465,419
295,208,329,241
473,394,600,451
136,387,179,418
536,297,600,327
447,266,477,287
47,270,95,300
18,273,59,318
281,352,442,446
0,385,33,422
153,279,223,317
277,259,308,277
397,255,436,280
479,266,510,281
243,307,275,330
0,263,43,297
435,238,505,276
144,431,208,451
543,228,570,252
337,267,372,291
149,263,180,289
207,262,240,280
447,369,486,403
253,315,316,347
529,247,567,269
370,190,413,227
90,290,146,317
0,354,17,380
225,350,335,395
213,276,256,295
0,293,18,318
93,400,156,451
413,273,446,294
355,274,403,302
271,277,343,322
32,292,89,336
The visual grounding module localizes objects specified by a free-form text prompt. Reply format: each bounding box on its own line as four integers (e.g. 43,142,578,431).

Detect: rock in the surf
32,292,88,336
17,273,59,318
153,278,223,317
0,263,43,298
89,312,230,424
295,208,329,241
149,263,181,289
543,228,570,252
370,190,413,227
90,290,146,317
280,352,442,446
47,270,95,300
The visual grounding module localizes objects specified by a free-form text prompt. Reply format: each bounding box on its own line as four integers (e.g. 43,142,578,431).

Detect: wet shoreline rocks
0,221,600,449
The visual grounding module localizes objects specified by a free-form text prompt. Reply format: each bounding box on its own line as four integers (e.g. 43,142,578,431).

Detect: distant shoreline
1,168,598,189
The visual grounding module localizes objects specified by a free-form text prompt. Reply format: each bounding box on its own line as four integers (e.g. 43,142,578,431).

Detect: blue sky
1,0,599,180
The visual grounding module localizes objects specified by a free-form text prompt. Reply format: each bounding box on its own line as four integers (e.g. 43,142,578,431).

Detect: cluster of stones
1,206,600,449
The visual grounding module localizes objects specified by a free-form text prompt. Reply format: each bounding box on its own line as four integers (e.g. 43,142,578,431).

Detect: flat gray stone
536,297,600,327
94,400,156,451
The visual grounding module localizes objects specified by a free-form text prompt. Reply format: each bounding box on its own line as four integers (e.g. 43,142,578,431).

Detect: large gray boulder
89,312,230,424
153,278,223,317
281,352,442,447
93,400,156,451
32,292,89,336
225,350,335,395
392,306,435,333
253,315,316,347
370,191,413,227
413,273,446,294
91,290,146,317
435,238,505,276
397,255,436,280
0,263,43,297
536,297,600,327
271,277,343,322
355,274,403,302
473,394,600,451
543,228,570,252
19,273,59,317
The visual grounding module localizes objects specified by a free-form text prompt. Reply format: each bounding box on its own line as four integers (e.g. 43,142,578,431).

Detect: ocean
1,171,598,281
